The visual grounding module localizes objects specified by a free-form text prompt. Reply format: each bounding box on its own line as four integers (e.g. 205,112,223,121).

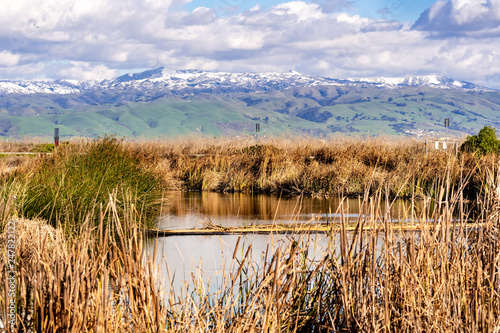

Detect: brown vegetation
1,136,500,331
125,136,484,198
0,197,165,332
0,139,40,153
0,136,491,199
2,181,500,331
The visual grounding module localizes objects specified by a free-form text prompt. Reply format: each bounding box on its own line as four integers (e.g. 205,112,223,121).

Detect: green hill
1,85,499,139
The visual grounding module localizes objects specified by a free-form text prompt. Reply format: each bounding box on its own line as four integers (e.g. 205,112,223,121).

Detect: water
157,191,428,230
147,191,428,293
146,233,330,293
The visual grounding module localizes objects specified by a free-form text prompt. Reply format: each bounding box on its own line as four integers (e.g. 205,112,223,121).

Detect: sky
1,0,500,88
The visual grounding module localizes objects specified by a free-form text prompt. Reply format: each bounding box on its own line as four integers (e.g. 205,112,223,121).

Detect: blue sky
1,0,500,88
184,0,438,22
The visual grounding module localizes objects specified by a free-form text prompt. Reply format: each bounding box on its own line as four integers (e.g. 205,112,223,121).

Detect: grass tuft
17,136,162,231
2,136,500,331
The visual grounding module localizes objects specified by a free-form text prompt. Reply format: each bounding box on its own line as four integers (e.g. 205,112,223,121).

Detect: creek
145,191,435,293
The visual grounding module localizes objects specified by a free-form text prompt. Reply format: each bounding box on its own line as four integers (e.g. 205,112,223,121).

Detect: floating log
143,226,331,237
142,222,476,237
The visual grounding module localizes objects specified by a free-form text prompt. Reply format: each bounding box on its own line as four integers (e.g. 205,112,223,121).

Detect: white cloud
0,51,21,67
56,61,117,80
0,0,499,89
413,0,500,36
0,62,46,80
272,1,324,21
452,0,490,24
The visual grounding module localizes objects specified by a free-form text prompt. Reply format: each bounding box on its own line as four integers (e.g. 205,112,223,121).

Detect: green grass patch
29,143,55,153
19,137,162,232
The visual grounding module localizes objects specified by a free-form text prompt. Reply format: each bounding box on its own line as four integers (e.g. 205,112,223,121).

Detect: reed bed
0,194,166,332
123,135,487,198
1,171,500,331
0,135,492,199
2,136,500,331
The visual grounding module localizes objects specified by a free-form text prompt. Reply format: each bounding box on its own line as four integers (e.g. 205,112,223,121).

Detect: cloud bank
413,0,500,37
0,0,500,88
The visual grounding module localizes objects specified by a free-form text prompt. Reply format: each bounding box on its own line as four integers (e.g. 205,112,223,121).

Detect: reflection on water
150,191,460,294
158,191,428,230
145,229,410,295
146,233,330,293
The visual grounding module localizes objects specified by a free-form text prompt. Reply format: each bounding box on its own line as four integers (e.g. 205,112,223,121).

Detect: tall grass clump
18,137,162,231
141,136,474,198
0,195,166,332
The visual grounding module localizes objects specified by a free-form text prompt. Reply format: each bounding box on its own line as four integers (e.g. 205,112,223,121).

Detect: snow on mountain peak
0,69,491,95
344,74,483,90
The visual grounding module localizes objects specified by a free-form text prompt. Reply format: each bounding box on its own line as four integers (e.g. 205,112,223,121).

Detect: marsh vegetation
1,136,500,331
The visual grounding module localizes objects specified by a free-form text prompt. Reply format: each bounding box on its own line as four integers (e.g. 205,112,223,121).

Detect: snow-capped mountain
345,75,482,90
1,67,500,139
0,68,491,95
105,68,332,92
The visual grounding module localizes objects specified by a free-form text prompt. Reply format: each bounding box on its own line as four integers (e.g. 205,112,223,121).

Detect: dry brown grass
0,196,166,332
0,136,489,198
2,136,500,332
123,136,482,198
0,138,49,152
0,218,67,265
0,155,31,179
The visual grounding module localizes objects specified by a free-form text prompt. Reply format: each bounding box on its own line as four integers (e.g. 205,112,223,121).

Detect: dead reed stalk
0,194,166,332
2,137,500,332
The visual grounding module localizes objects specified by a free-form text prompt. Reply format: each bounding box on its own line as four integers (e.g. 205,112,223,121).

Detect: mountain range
0,68,498,138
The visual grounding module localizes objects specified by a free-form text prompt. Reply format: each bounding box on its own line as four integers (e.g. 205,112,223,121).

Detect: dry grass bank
1,180,500,331
124,136,486,198
1,136,500,331
0,136,492,199
0,139,41,153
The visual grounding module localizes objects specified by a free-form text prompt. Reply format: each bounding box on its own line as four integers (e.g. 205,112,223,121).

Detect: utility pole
54,128,60,147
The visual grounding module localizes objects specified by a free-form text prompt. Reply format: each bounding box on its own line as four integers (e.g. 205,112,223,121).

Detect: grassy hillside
0,86,499,138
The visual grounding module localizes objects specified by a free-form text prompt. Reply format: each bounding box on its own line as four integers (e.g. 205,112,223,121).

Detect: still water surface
157,191,427,230
147,191,426,292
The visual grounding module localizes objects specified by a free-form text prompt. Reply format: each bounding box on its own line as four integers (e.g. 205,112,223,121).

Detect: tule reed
1,136,500,331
